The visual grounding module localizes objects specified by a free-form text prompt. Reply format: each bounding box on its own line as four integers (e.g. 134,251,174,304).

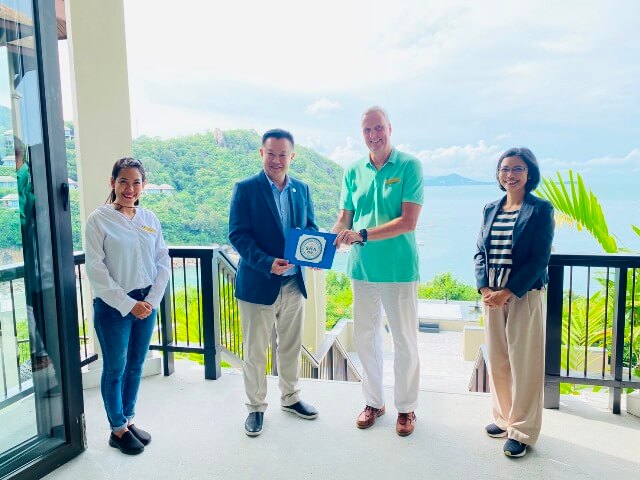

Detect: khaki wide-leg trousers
238,278,304,413
484,289,546,445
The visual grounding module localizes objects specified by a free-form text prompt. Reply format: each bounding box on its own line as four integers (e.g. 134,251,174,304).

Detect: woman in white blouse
85,157,170,455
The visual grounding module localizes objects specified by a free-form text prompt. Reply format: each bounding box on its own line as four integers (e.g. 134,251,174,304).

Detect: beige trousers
352,280,420,413
484,289,545,445
238,278,304,413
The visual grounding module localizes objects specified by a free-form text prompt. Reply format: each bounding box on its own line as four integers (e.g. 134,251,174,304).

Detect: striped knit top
488,209,520,288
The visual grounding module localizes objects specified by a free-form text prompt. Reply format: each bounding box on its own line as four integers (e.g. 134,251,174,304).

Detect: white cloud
305,99,342,116
111,0,640,167
544,149,640,173
129,102,242,139
329,137,364,167
539,34,591,55
397,141,503,179
300,136,323,152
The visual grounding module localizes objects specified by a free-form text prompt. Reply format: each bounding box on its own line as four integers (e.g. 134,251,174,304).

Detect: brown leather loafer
356,405,385,429
396,412,416,436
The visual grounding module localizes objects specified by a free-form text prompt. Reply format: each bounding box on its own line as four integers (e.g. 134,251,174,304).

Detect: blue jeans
93,289,156,432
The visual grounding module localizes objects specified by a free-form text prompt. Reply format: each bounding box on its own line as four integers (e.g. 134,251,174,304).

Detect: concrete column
64,0,160,385
303,269,327,354
65,0,133,220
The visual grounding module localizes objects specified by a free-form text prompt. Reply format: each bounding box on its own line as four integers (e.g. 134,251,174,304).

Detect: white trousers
484,289,546,445
238,278,304,413
352,280,420,413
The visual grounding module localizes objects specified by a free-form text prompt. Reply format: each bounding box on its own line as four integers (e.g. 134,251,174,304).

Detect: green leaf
537,170,618,253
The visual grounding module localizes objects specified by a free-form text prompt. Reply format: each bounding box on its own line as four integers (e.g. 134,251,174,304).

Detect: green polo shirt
340,149,423,282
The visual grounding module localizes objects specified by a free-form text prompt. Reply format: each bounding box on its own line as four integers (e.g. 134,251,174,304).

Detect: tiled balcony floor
44,361,640,480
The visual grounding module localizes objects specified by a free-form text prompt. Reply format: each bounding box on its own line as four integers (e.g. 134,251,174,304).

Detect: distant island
424,173,493,187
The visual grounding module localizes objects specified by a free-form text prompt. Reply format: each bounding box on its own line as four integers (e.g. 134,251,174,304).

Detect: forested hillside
0,125,343,251
132,129,343,246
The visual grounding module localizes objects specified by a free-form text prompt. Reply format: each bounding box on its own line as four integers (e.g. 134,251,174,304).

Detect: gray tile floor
45,362,640,480
4,330,638,479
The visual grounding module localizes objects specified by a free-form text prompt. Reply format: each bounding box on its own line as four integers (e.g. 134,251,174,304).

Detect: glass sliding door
0,1,84,478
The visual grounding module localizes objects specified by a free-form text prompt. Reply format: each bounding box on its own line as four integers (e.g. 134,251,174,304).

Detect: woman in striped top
474,148,554,458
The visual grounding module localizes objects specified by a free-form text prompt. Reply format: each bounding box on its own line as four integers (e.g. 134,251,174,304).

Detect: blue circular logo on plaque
300,238,323,260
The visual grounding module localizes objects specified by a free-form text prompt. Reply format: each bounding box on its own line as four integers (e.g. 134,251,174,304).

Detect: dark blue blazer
228,171,318,305
474,193,555,298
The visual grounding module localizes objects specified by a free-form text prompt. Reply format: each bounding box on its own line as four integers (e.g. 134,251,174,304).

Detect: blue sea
332,177,640,285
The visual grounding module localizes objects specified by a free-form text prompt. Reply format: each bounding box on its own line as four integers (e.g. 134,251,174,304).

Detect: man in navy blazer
229,128,319,437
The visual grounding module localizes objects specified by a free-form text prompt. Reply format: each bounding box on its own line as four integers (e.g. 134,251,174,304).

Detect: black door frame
4,1,85,478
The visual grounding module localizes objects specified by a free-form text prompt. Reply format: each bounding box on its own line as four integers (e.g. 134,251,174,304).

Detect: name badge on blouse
385,177,400,185
141,226,156,234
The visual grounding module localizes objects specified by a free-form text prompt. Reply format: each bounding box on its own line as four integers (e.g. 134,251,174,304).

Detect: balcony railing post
544,263,564,409
609,267,627,414
160,282,175,376
270,328,278,376
328,347,334,380
202,250,221,380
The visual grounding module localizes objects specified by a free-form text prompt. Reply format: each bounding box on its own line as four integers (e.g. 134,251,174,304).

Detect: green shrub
325,271,352,329
418,272,479,301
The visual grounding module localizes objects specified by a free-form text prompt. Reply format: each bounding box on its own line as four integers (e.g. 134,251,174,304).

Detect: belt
128,285,152,299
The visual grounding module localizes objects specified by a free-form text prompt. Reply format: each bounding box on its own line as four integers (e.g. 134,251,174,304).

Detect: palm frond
554,211,579,229
537,170,618,253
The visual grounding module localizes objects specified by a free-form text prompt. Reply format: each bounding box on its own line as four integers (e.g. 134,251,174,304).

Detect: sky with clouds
60,0,640,184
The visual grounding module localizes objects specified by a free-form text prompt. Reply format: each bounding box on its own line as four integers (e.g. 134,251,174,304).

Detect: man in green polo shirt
333,106,423,437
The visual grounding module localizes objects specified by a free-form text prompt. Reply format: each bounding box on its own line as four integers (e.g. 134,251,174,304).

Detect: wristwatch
358,229,368,244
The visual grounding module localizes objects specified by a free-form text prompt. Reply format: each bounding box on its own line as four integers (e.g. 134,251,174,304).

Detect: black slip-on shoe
109,431,144,455
503,438,527,457
485,423,508,438
128,424,151,446
245,412,264,437
281,401,319,420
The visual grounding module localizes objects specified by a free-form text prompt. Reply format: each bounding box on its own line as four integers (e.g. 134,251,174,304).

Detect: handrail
468,344,489,393
300,319,362,381
214,249,360,382
549,253,640,268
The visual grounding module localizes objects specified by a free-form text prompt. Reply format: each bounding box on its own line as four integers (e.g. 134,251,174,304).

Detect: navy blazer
228,171,318,305
474,193,555,298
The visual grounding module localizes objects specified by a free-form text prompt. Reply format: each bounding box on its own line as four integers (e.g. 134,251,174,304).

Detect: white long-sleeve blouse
85,204,171,317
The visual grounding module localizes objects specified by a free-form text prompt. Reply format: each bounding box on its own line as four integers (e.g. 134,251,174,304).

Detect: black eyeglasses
498,166,527,174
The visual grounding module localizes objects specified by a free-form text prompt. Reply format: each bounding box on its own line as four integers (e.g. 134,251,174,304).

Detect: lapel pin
292,188,297,193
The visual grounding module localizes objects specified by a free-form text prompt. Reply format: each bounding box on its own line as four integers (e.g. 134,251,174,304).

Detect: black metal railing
216,249,244,365
148,246,220,380
0,262,33,405
2,245,359,402
0,252,94,408
545,253,640,413
73,252,98,367
148,246,359,382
